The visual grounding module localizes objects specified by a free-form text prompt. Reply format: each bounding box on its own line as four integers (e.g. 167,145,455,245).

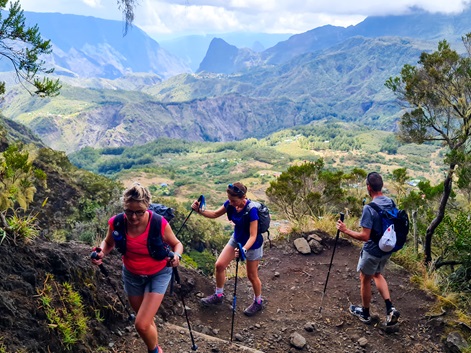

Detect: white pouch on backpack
379,224,397,252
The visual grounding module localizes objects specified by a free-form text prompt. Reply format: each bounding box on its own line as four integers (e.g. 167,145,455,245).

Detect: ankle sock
254,295,262,304
362,307,370,318
385,299,393,313
215,287,224,295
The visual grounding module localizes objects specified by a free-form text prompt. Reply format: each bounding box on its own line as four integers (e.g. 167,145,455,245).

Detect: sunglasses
228,184,244,196
124,209,146,217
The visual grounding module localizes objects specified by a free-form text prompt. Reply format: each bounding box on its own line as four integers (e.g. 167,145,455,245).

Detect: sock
215,287,224,296
148,346,158,353
385,299,393,313
254,295,262,304
362,307,370,318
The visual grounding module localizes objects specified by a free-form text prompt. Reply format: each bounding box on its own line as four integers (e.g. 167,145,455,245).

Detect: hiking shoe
201,293,224,306
386,307,400,326
244,300,263,317
349,305,371,324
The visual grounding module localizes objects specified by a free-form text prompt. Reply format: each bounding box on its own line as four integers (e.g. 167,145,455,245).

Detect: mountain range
1,8,471,153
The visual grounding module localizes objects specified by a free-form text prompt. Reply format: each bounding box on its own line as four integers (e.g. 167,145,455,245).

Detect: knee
134,319,152,336
246,272,260,283
215,261,227,273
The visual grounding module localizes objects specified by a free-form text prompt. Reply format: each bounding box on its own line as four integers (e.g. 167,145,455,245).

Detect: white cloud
18,0,471,39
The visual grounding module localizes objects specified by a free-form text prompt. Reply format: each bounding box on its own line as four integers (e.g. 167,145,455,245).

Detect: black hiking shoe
349,305,371,324
386,307,400,326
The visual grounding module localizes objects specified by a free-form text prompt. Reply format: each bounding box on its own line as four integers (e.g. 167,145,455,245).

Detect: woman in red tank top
92,183,183,353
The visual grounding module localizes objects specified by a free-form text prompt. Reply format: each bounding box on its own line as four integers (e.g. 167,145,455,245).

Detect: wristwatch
174,252,182,260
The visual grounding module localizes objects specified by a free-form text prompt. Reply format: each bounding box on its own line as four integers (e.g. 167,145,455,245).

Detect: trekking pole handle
90,248,109,277
236,242,246,261
340,212,345,222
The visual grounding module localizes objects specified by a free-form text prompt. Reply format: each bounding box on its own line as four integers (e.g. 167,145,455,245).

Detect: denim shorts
228,236,263,261
357,249,391,276
122,266,172,296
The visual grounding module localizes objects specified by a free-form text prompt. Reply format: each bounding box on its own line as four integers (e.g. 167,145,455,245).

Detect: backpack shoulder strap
112,213,127,254
113,213,126,232
368,202,382,214
148,211,163,236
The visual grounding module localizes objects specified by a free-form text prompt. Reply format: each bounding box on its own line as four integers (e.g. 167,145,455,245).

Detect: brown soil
0,232,446,353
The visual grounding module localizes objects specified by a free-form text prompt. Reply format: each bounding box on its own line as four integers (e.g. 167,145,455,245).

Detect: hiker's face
227,194,245,208
124,201,147,225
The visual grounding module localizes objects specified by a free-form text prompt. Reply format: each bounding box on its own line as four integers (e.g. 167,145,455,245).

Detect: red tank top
108,211,168,275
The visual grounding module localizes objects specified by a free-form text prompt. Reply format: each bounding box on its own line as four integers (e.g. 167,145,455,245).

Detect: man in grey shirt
336,172,400,326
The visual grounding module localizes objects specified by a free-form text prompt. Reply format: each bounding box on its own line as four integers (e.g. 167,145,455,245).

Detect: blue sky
19,0,471,40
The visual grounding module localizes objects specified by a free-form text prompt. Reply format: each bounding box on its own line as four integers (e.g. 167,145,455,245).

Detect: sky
19,0,471,40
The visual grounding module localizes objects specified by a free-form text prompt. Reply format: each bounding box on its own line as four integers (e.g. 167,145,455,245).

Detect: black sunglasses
124,209,146,217
228,184,244,195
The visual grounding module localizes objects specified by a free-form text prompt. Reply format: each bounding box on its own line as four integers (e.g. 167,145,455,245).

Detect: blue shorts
122,266,172,296
357,249,391,276
228,236,263,261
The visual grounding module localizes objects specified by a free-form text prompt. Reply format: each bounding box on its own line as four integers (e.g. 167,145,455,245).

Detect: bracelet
174,252,182,260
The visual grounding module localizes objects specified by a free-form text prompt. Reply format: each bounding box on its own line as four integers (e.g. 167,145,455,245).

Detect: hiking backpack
226,200,272,247
112,203,175,260
369,201,409,252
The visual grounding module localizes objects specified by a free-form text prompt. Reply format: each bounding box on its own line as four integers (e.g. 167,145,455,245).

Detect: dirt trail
0,233,445,353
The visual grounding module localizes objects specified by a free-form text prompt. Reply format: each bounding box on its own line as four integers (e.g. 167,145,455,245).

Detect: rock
304,322,316,332
444,331,469,353
290,332,307,349
308,239,323,254
294,238,311,254
358,337,368,347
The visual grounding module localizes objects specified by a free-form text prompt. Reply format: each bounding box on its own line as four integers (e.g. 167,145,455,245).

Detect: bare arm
336,220,371,242
91,226,115,265
242,220,258,250
162,223,184,266
191,201,227,219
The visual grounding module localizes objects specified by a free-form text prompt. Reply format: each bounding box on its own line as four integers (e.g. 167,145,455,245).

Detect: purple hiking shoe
201,293,224,306
243,300,263,317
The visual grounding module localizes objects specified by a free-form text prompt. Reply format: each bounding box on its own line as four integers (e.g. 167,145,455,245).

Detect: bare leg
246,260,261,297
128,292,164,350
360,271,373,308
373,272,391,300
214,243,236,288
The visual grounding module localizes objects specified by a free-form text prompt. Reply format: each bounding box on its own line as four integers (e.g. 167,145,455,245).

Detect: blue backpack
369,201,409,252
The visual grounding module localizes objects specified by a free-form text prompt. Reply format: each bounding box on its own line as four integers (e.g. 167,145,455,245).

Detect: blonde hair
122,182,151,208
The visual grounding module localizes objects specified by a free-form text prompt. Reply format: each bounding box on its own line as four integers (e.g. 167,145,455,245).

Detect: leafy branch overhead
116,0,138,35
0,0,61,96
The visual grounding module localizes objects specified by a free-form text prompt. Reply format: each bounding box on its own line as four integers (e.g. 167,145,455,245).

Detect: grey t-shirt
360,195,395,257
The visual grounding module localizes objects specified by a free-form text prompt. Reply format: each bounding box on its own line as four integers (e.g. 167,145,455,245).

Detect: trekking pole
90,248,136,322
230,243,246,342
174,195,204,237
319,212,344,313
168,255,198,351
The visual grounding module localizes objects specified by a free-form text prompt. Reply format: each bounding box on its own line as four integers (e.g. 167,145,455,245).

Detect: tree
0,0,60,96
391,167,408,202
266,159,344,223
385,33,471,265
